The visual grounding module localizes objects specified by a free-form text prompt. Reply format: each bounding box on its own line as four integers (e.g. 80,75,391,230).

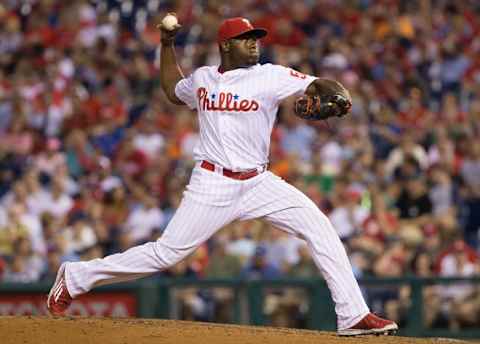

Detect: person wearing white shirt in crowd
385,133,428,178
124,192,164,244
132,115,166,160
439,240,478,301
1,180,28,208
329,188,370,240
42,176,73,220
62,213,97,256
34,137,67,177
225,222,257,264
262,226,304,271
0,199,43,257
23,168,50,216
97,156,123,192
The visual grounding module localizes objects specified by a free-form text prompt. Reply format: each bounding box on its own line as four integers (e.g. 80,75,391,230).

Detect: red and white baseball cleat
47,263,72,316
337,313,398,336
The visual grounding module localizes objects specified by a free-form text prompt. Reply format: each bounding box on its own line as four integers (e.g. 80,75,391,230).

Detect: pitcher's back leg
239,172,369,330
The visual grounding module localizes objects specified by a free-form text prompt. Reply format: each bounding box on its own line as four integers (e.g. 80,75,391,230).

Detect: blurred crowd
1,0,480,331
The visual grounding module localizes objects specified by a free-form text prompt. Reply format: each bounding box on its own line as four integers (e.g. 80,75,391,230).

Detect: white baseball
162,14,178,31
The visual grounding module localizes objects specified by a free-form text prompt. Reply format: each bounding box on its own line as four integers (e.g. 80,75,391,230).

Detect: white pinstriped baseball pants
65,163,369,329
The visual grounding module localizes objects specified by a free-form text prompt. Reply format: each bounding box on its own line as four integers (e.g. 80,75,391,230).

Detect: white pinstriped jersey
175,64,317,171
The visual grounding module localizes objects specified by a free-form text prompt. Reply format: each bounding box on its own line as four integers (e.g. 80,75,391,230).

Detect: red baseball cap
217,17,267,43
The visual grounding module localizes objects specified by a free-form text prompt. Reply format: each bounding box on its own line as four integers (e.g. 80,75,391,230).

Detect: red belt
200,160,262,180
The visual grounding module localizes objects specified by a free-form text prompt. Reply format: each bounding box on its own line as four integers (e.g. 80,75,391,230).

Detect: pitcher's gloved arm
305,78,352,103
295,79,352,121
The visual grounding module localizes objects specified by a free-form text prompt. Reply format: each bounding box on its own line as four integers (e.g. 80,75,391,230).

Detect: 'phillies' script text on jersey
197,87,259,112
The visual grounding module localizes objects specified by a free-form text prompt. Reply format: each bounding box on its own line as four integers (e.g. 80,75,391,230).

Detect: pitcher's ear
219,40,230,53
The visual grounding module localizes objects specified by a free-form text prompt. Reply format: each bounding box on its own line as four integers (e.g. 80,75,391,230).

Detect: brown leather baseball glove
294,94,351,121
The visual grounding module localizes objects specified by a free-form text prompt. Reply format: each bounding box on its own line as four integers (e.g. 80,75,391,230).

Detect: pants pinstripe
65,164,369,329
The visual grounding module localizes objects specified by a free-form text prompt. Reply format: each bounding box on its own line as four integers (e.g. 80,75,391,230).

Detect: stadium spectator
241,245,282,280
329,187,370,240
61,212,97,256
123,191,164,245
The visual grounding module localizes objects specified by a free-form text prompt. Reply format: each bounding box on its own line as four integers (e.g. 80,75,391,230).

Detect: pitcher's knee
295,207,337,236
152,240,193,269
295,206,326,225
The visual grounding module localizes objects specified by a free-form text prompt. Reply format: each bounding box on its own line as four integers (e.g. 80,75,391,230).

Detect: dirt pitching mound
0,316,473,344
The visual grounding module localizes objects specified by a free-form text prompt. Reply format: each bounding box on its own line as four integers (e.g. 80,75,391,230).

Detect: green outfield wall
1,277,479,339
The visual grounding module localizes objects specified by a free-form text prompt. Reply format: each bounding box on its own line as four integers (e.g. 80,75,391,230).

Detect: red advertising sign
0,292,137,317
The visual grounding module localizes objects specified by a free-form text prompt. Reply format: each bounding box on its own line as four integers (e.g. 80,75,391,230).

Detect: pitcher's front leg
48,196,238,315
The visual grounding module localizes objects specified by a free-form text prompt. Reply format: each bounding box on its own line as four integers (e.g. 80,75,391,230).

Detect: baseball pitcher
48,15,397,336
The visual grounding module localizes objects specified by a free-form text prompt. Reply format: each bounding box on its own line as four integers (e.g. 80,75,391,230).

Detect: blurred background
0,0,479,339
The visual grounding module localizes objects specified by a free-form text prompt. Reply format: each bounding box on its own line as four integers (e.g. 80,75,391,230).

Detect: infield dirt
0,316,476,344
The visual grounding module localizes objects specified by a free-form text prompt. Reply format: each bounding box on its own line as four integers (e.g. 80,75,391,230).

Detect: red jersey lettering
197,87,259,112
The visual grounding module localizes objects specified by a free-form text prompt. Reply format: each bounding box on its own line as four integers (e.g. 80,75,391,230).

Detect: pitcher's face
228,33,260,66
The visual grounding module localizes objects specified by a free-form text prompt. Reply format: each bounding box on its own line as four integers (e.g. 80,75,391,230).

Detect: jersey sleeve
270,65,317,102
174,73,197,110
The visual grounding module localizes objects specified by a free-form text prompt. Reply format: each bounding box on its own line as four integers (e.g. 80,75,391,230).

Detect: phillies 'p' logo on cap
217,17,268,42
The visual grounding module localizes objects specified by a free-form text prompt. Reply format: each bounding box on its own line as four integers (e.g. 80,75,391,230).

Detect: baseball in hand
162,14,178,31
